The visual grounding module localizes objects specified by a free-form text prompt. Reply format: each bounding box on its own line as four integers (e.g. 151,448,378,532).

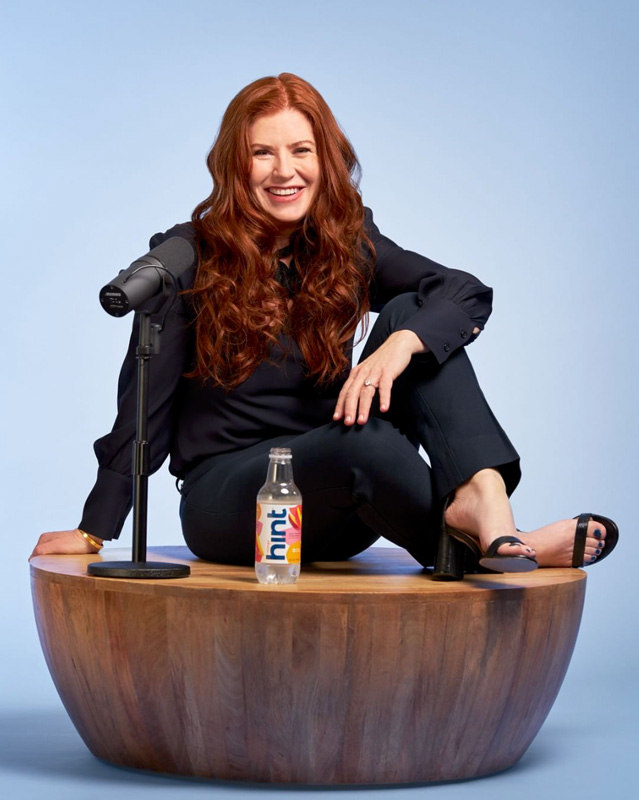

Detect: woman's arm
365,207,493,364
334,209,492,425
33,225,196,554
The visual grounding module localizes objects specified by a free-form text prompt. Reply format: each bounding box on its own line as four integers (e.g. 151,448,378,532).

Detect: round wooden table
31,546,586,784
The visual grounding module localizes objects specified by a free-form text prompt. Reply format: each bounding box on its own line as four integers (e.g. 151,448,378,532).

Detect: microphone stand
88,289,190,579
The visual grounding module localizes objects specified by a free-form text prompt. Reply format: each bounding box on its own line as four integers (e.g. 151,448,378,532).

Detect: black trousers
180,293,521,568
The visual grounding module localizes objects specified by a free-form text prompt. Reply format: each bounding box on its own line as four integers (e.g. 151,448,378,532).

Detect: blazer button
443,342,450,352
460,330,468,339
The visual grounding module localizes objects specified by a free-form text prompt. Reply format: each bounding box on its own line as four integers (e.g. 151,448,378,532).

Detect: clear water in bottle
255,448,302,585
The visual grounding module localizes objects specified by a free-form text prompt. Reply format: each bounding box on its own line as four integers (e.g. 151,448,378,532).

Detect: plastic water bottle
255,447,302,584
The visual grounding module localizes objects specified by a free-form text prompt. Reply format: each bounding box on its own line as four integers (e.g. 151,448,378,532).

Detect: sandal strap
572,514,590,567
484,535,527,559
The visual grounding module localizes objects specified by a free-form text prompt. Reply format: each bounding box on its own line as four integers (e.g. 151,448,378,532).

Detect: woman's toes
583,540,605,564
591,524,606,544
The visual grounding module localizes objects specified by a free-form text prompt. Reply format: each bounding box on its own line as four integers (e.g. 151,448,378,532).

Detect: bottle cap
269,447,292,459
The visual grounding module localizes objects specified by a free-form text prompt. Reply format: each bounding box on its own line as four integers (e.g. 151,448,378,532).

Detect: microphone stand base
87,561,190,579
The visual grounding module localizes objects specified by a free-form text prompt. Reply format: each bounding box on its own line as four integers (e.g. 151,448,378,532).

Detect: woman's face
249,108,320,236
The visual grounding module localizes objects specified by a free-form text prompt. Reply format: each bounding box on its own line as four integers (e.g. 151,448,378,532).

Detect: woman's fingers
334,371,385,425
355,380,379,425
334,374,360,423
377,371,393,413
335,373,370,424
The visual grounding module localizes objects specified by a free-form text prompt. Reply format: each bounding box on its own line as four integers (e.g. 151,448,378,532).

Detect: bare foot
515,519,607,567
444,469,536,559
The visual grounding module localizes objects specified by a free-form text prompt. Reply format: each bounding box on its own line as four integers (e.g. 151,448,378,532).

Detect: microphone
99,236,196,317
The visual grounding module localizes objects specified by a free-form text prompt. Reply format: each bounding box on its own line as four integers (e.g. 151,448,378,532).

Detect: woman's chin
267,212,306,232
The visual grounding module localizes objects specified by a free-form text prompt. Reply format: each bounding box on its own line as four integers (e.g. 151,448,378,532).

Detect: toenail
594,529,602,538
590,555,597,562
596,548,601,555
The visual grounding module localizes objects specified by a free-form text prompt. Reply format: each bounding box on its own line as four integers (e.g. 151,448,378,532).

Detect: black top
79,207,493,540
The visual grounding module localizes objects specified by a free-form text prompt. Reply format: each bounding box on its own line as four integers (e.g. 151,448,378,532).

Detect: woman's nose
273,152,294,179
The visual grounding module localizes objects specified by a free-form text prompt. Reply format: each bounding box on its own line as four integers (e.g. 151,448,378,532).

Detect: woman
30,73,618,576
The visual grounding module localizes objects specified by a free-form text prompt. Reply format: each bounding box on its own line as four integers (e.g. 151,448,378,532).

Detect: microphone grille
149,235,196,275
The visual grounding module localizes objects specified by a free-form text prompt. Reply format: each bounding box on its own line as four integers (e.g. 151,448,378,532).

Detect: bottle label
255,502,302,565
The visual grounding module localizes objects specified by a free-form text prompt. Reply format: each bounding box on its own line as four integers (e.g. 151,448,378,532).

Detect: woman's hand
333,330,427,426
29,529,104,561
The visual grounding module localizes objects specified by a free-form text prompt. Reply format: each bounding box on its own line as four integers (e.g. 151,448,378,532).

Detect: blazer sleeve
364,207,493,364
78,223,197,541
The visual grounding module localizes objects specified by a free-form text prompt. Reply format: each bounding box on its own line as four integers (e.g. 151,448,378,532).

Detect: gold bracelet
78,529,104,550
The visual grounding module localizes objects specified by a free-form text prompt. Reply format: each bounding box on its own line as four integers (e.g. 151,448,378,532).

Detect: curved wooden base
31,547,585,784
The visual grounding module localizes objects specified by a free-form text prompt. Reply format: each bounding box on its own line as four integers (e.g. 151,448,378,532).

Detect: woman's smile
265,186,306,203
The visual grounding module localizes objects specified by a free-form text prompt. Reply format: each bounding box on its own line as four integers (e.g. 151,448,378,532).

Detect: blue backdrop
2,1,637,797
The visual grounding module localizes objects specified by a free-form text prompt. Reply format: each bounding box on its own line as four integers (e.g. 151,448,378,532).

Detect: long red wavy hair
188,73,374,390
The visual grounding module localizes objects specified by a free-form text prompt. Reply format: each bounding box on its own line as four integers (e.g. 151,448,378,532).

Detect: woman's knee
361,293,427,361
375,292,421,332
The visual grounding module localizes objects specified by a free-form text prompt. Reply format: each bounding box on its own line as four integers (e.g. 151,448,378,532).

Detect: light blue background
2,0,637,797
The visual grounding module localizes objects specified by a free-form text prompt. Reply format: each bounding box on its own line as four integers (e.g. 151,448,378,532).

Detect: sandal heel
432,528,466,581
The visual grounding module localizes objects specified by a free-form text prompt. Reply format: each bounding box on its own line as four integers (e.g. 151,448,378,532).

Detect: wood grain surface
31,547,586,784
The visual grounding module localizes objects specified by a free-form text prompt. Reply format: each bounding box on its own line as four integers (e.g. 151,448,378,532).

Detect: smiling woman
188,73,374,392
32,72,618,582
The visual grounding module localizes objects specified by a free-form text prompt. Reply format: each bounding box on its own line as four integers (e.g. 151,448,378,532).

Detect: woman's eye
295,148,311,154
253,149,270,156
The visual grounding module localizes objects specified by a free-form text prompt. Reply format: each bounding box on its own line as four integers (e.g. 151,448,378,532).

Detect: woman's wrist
388,330,428,355
77,529,104,549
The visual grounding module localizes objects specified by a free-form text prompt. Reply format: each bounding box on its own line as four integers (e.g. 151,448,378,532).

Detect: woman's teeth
268,188,300,195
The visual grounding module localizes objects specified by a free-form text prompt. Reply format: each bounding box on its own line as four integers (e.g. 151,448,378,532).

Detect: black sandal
433,494,538,580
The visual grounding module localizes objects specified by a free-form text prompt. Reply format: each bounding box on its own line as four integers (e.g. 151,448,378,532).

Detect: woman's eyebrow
250,140,316,148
